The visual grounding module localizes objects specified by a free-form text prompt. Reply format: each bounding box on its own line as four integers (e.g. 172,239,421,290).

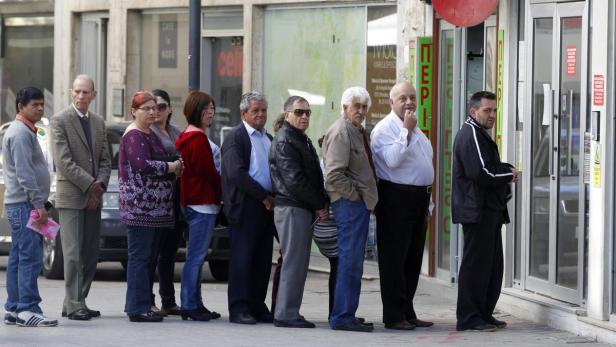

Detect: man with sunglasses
370,81,434,330
50,74,111,321
268,96,329,328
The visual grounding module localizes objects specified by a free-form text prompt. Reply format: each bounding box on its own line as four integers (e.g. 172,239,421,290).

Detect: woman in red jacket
175,91,221,321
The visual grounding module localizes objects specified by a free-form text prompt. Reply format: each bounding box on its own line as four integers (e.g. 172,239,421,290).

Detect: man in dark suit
50,75,111,321
221,91,275,325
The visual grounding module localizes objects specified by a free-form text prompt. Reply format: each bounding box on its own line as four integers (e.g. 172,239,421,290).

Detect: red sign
593,74,605,106
433,0,499,27
566,45,577,77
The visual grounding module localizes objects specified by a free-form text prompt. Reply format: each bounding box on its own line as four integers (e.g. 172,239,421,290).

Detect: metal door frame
523,1,587,305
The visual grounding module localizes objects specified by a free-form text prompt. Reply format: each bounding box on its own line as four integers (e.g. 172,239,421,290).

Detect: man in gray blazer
50,75,111,321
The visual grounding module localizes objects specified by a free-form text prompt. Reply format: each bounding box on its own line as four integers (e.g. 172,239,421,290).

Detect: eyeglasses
137,106,157,112
289,109,312,117
157,103,169,111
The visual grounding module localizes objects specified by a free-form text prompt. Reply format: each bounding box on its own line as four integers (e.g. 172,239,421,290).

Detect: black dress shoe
128,311,164,322
67,309,92,321
86,308,101,318
354,318,373,327
408,318,434,327
199,306,221,320
181,309,212,321
229,312,257,325
385,320,416,330
464,323,498,332
254,312,274,323
332,321,374,332
489,317,507,329
273,318,316,328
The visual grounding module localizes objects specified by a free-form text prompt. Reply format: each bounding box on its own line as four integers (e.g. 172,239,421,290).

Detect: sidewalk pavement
0,253,611,347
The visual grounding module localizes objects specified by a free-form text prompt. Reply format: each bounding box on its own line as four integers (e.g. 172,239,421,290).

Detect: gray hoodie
2,120,50,209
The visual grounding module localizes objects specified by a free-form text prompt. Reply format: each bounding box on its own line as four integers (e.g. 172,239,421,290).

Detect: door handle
549,89,556,178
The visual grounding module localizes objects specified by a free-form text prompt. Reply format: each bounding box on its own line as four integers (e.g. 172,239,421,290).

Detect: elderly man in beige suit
323,86,377,333
50,75,111,321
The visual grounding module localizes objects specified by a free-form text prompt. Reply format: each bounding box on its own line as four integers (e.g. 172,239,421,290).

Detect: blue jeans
4,202,44,314
329,198,370,327
180,207,216,310
125,226,161,316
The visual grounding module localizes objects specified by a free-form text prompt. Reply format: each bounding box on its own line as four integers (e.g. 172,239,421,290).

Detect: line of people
3,75,517,333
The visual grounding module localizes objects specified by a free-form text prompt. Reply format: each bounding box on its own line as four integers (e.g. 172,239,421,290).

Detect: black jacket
269,122,328,211
221,124,273,226
452,118,514,224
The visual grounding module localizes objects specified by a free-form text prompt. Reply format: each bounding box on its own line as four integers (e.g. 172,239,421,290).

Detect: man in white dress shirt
370,81,434,330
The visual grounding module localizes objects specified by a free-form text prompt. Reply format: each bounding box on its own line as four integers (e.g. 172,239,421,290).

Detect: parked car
0,120,231,281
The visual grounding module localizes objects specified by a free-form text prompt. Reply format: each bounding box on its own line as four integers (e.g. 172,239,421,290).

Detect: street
0,254,610,347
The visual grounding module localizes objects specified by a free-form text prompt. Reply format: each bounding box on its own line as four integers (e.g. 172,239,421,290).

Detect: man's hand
403,109,418,131
512,169,520,183
35,208,49,225
316,208,329,221
89,181,105,199
85,192,101,210
262,195,274,211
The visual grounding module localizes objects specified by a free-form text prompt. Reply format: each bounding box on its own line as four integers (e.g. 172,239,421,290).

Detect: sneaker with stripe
4,311,17,325
16,311,58,327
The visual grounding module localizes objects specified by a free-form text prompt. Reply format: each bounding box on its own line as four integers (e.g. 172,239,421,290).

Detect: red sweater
176,130,221,205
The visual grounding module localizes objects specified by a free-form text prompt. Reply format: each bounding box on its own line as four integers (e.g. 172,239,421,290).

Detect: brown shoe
409,318,434,327
385,320,416,330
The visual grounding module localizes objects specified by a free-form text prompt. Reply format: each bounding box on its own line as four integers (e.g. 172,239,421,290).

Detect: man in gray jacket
3,87,57,327
322,86,378,332
50,75,111,320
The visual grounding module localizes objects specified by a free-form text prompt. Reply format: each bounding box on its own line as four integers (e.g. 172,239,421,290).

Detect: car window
107,127,124,170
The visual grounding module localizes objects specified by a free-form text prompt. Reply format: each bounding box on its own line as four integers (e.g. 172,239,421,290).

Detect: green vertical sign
496,29,505,151
416,37,433,139
409,39,416,86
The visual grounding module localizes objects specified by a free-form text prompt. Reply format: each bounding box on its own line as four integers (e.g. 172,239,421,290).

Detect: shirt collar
72,104,89,119
243,120,265,136
15,114,37,133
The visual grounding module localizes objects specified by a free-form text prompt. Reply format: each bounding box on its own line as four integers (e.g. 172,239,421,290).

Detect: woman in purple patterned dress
119,90,183,323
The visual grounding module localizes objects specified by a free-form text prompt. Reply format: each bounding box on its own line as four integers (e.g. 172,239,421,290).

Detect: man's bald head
389,81,417,119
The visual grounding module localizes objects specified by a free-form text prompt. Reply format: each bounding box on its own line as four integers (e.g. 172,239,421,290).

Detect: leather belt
379,179,432,195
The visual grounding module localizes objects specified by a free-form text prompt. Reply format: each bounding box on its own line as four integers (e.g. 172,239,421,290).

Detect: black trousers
456,209,505,330
149,227,181,308
375,180,430,323
227,197,275,316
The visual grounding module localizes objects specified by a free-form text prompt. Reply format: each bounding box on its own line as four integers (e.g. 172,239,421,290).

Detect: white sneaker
16,311,58,327
4,311,17,325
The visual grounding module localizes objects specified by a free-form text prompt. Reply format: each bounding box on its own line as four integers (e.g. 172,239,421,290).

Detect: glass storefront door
525,1,587,304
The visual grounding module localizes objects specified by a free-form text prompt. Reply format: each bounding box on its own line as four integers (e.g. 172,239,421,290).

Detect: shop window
0,17,54,123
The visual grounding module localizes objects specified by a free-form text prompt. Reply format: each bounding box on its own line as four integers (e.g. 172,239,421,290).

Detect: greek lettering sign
496,29,504,151
416,37,433,138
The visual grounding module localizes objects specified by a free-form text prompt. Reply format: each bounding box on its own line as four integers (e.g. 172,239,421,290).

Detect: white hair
340,86,371,116
73,74,95,91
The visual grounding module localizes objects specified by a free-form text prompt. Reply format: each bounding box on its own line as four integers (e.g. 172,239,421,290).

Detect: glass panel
514,0,526,282
202,36,243,146
80,18,107,116
140,12,189,126
485,26,497,92
529,17,553,281
0,23,54,123
202,10,243,31
556,16,582,289
263,6,366,143
437,29,454,271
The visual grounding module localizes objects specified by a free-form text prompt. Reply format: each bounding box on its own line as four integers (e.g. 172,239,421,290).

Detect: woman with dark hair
148,89,183,316
175,90,221,321
119,90,183,322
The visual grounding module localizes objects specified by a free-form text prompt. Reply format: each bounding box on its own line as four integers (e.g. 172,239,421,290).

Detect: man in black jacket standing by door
452,91,519,332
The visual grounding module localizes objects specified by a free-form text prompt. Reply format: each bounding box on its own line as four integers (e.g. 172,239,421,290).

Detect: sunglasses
157,103,169,112
289,109,312,117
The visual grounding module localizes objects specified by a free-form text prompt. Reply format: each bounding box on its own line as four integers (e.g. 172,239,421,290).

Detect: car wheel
42,233,64,279
208,260,229,282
